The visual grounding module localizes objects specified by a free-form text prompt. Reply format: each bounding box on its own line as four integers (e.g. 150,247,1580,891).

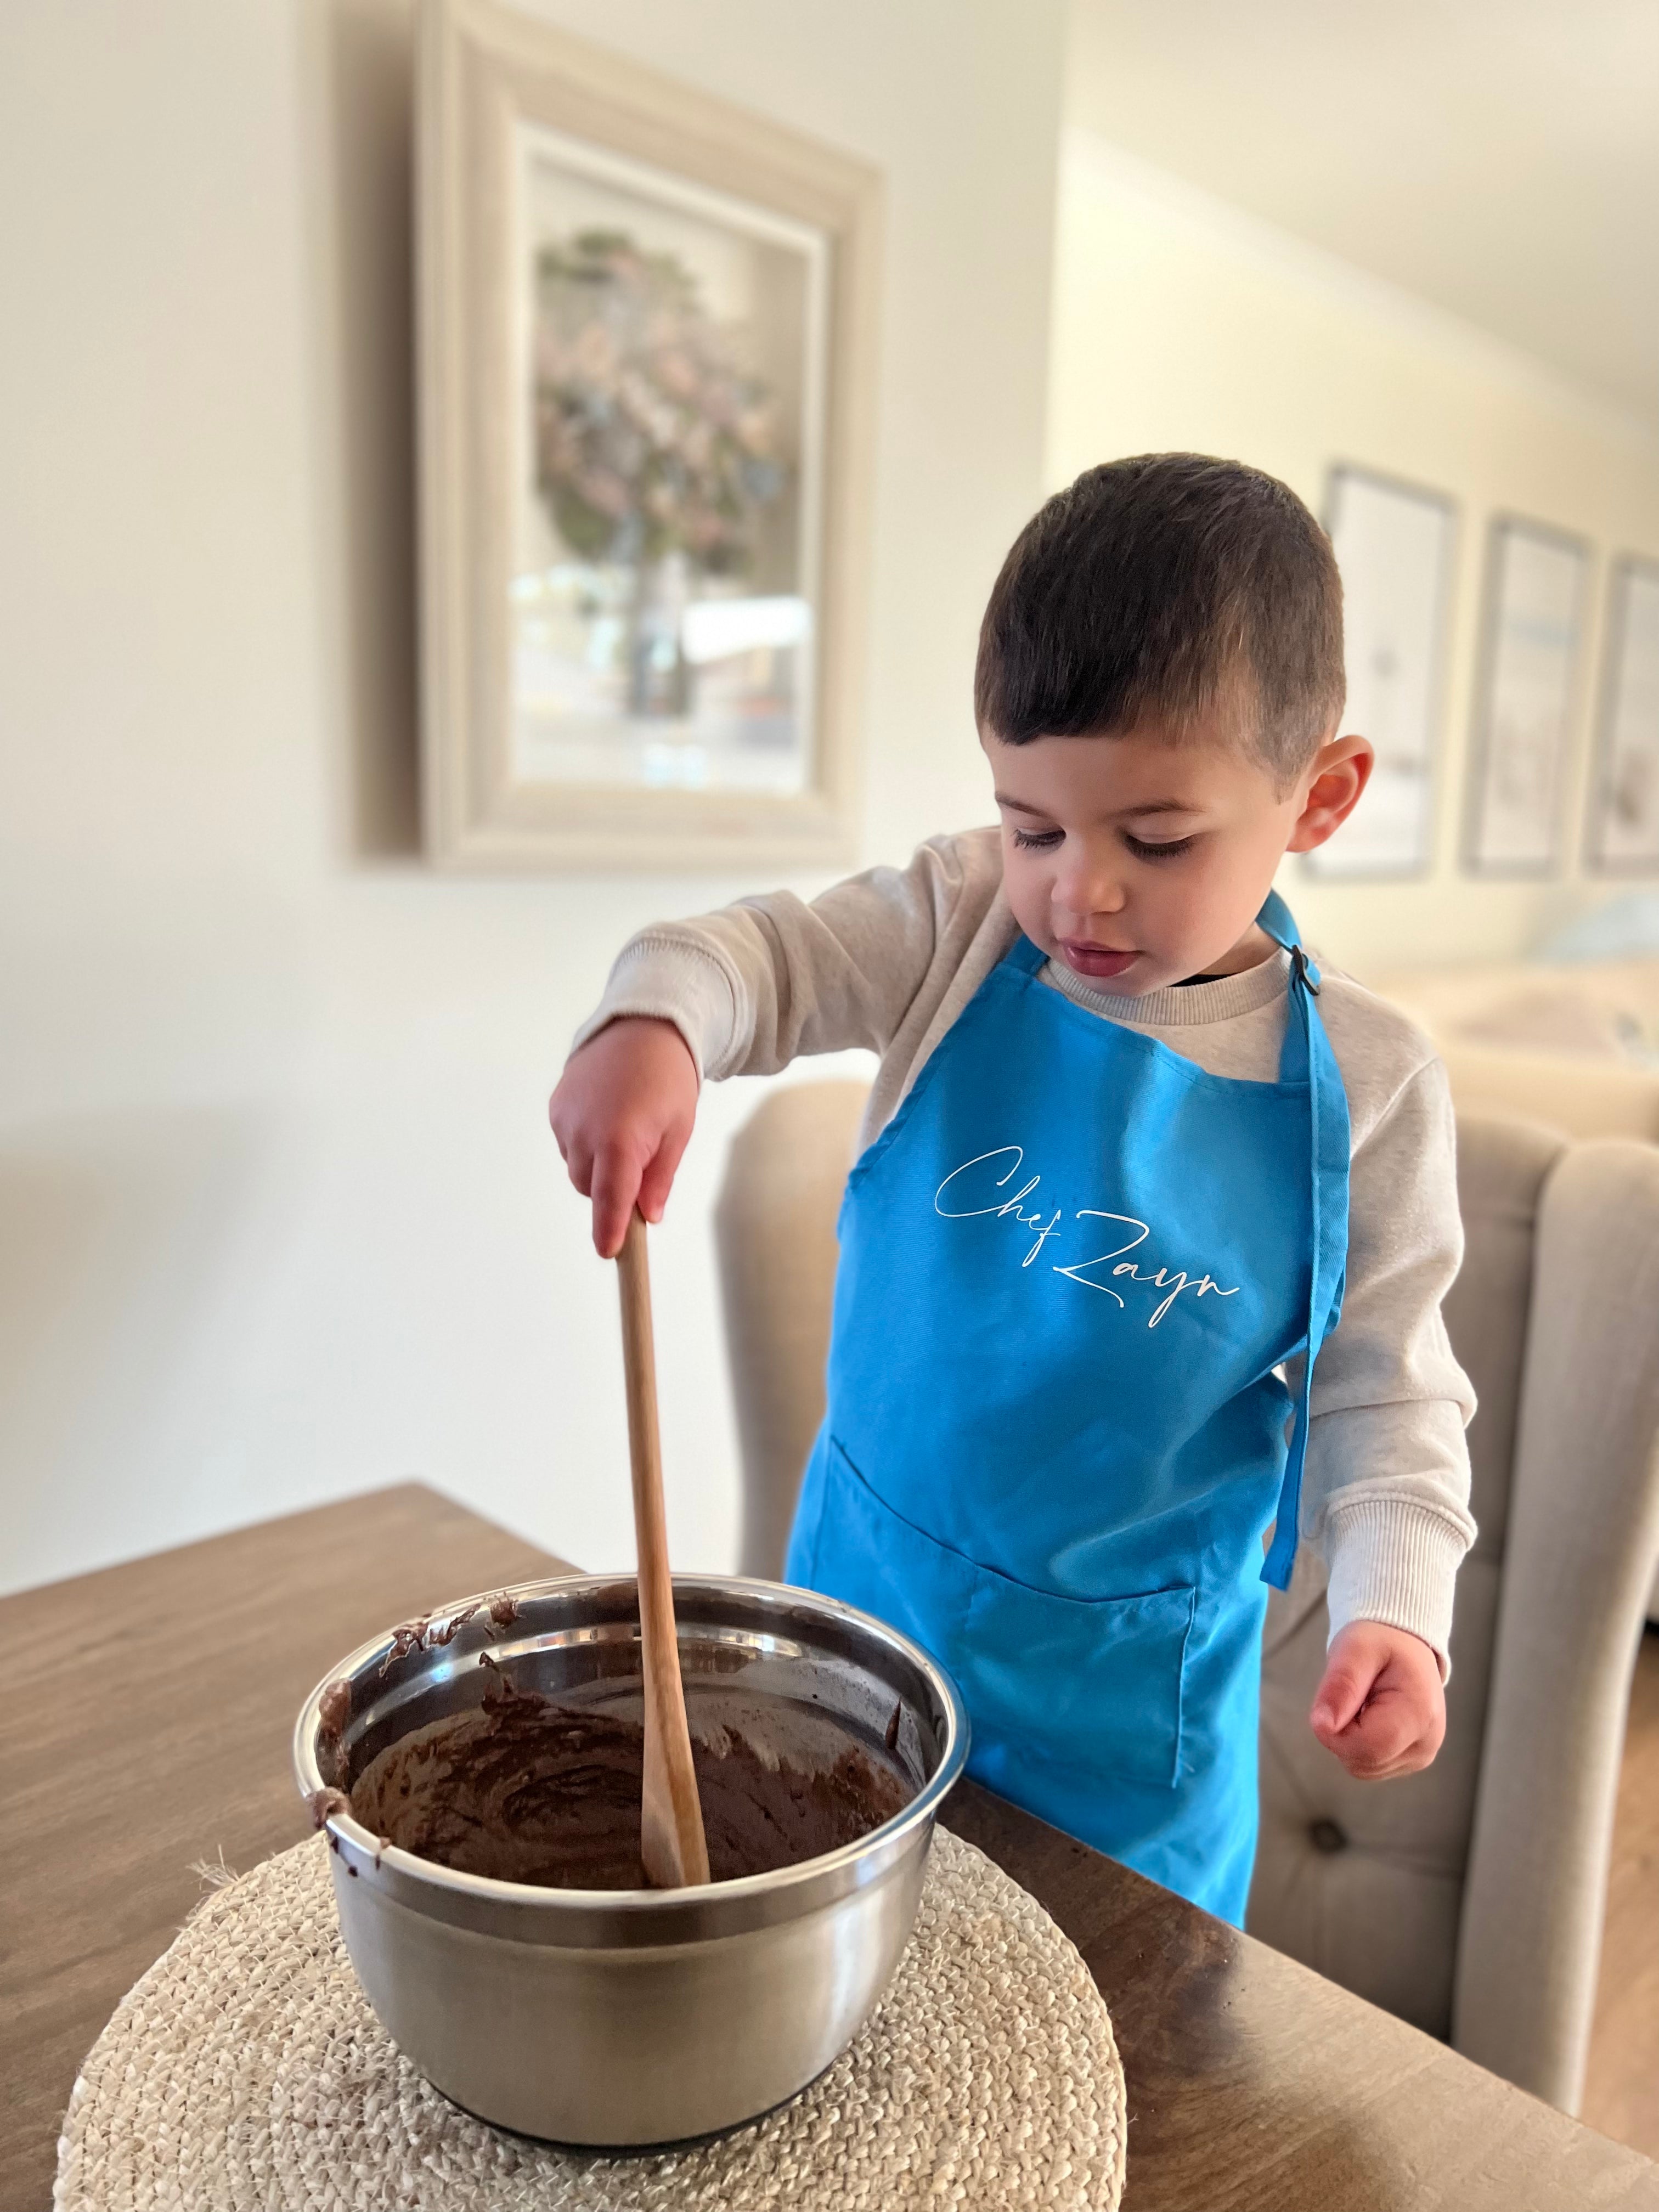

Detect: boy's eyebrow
992,791,1200,819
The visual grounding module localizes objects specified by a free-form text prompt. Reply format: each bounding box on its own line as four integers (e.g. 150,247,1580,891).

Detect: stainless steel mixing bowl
292,1573,969,2145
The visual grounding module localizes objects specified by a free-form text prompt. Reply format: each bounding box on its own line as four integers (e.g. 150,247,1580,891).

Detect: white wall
1049,131,1659,977
0,0,1065,1594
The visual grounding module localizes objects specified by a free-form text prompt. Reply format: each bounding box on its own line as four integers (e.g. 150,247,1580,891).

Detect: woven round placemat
56,1825,1125,2211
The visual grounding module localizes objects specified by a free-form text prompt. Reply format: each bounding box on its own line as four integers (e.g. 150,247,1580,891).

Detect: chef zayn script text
934,1147,1241,1329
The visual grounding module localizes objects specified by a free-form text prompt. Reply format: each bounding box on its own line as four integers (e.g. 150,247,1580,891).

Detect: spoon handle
617,1211,710,1889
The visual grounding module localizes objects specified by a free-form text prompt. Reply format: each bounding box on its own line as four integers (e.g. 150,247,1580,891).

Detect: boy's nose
1054,854,1127,919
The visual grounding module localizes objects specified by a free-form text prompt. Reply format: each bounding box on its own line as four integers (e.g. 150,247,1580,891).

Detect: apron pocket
805,1433,980,1674
961,1556,1195,1790
811,1435,1195,1791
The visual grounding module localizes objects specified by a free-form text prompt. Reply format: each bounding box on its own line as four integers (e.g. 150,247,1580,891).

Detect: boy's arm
554,833,999,1253
1302,1052,1477,1679
572,835,985,1080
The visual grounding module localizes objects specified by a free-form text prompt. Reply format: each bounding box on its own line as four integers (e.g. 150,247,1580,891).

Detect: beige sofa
1372,957,1659,1144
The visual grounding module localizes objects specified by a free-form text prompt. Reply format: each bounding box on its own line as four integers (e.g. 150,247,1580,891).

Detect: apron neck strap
1259,890,1346,1594
1257,887,1322,986
1260,891,1321,1089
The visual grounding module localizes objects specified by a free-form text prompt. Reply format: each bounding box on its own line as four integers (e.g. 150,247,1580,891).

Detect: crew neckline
1042,947,1292,1026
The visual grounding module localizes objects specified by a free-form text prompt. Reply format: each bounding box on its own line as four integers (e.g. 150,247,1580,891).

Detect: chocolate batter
348,1663,912,1889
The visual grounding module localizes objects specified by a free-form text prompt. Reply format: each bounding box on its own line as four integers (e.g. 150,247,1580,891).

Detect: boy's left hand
1309,1622,1446,1780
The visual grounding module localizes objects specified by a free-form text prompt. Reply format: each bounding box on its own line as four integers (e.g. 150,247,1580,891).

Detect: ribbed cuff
1323,1496,1470,1681
568,935,741,1080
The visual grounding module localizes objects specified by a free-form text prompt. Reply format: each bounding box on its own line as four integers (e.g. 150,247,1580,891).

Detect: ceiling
1065,0,1659,427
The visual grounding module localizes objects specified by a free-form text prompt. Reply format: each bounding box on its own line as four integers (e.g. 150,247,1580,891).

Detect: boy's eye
1123,832,1197,861
1011,826,1064,851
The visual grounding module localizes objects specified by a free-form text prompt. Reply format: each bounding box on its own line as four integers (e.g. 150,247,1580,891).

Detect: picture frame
1585,555,1659,877
416,0,883,871
1304,464,1455,882
1462,515,1591,879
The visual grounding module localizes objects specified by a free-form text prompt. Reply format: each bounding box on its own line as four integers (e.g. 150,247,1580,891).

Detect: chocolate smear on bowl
377,1592,520,1677
318,1679,353,1741
307,1786,352,1831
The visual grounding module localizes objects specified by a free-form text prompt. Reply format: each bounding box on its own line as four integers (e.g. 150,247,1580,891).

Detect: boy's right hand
549,1017,700,1257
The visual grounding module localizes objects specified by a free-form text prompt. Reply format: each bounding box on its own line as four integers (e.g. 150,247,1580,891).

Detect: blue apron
784,891,1349,1924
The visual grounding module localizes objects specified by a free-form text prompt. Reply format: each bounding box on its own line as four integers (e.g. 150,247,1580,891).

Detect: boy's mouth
1057,939,1139,980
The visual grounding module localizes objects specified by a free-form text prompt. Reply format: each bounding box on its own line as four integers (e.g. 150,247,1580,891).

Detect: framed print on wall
1303,464,1455,881
417,0,882,870
1585,556,1659,876
1462,516,1590,878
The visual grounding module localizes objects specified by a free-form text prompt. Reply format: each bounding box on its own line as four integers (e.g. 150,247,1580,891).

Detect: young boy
550,454,1476,1926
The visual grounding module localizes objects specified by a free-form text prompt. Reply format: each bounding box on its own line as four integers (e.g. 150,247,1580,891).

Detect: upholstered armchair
714,1086,1659,2112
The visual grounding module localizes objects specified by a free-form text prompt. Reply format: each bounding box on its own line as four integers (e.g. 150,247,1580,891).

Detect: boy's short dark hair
974,454,1345,785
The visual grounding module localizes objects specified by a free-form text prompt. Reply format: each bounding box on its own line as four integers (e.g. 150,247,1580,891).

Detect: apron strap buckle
1291,944,1321,997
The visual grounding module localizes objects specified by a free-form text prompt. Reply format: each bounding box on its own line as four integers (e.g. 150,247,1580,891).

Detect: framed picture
417,0,882,870
1585,556,1659,876
1462,516,1590,878
1304,465,1455,881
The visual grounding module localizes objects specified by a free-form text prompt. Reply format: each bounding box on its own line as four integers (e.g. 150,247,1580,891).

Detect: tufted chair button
1308,1817,1348,1855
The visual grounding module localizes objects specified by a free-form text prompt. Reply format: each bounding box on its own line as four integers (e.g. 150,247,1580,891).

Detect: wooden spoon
616,1210,711,1889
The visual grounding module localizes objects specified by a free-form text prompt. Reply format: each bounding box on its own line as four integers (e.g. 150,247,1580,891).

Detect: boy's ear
1284,736,1374,853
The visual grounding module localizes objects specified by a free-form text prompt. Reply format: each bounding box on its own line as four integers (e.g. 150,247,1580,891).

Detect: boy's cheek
1000,852,1054,951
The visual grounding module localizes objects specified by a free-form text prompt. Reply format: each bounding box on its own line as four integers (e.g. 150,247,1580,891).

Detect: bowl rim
292,1570,970,1914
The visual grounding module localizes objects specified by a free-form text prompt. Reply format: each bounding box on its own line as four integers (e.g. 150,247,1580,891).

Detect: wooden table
4,1487,1655,2211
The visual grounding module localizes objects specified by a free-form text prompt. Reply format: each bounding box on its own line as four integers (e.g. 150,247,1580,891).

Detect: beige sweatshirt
576,828,1477,1668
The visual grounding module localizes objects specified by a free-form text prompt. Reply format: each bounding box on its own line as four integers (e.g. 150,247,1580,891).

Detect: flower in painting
532,228,787,575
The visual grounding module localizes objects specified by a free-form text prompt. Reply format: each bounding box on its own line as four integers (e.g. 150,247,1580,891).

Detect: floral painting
511,125,827,797
533,230,785,579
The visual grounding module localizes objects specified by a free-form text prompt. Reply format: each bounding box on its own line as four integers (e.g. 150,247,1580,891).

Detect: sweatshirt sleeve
569,835,978,1079
1302,1052,1477,1676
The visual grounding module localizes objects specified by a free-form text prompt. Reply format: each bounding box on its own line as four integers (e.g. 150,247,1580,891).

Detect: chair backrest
713,1088,1659,2111
1254,1119,1659,2112
713,1081,868,1578
1250,1115,1563,2043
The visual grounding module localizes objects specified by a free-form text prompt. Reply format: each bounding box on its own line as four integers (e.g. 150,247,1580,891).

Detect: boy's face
984,702,1372,994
